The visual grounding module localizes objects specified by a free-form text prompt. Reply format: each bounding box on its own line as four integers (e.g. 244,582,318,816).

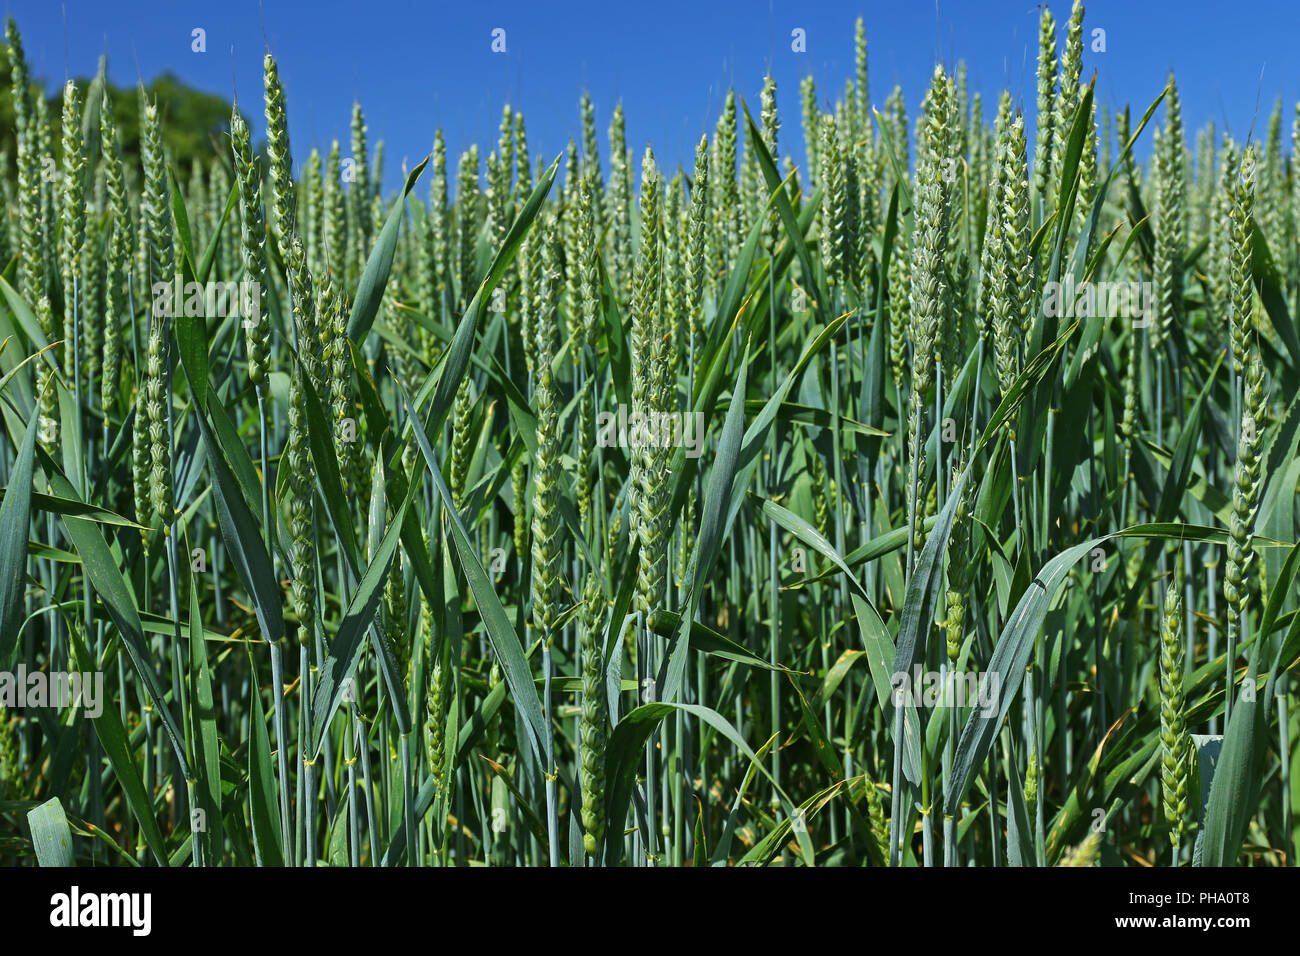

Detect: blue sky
8,0,1299,193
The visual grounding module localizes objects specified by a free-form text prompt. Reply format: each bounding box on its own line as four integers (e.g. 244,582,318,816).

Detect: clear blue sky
8,0,1299,193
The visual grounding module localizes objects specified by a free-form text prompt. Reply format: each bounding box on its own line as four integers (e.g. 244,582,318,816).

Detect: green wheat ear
495,103,513,191
684,134,709,346
0,704,17,801
530,220,566,648
140,99,174,287
323,139,346,278
887,221,911,394
454,145,480,313
140,98,178,530
486,150,510,254
423,595,447,787
285,234,322,390
811,453,830,537
579,571,608,856
317,271,354,487
842,133,863,292
863,776,890,863
384,549,408,681
607,103,632,309
990,114,1030,405
301,147,323,274
511,454,529,574
59,80,86,380
1024,751,1039,824
713,90,740,272
1120,326,1141,483
908,64,954,400
1226,146,1255,376
79,190,106,397
1258,100,1285,242
7,18,44,302
577,377,595,528
560,140,581,353
1035,11,1059,199
663,172,685,360
1209,136,1238,341
944,455,972,664
130,364,151,546
423,129,450,323
1292,102,1300,243
371,140,384,199
264,53,295,261
921,481,937,552
286,367,316,648
529,366,564,645
758,74,780,256
143,306,173,527
1226,352,1264,633
349,101,372,256
100,89,131,413
580,91,600,182
1074,91,1099,241
575,174,602,351
34,92,55,291
514,110,531,193
800,77,819,189
819,114,853,289
1051,0,1085,200
516,217,537,378
33,296,58,454
1151,72,1185,356
1159,573,1190,852
231,108,269,389
629,148,672,614
1058,830,1102,867
977,95,1011,331
450,376,475,510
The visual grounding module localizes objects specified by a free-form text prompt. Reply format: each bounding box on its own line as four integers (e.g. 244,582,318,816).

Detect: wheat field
0,2,1298,868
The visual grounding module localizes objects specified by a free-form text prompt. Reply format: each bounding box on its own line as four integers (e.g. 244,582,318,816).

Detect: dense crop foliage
1,3,1298,867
